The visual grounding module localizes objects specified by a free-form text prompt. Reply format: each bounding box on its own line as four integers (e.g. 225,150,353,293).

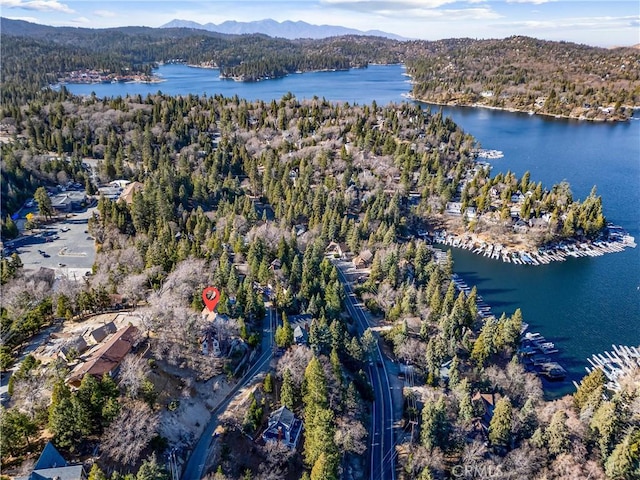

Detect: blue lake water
66,64,640,394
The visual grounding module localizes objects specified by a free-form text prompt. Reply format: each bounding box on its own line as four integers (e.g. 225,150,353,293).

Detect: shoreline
404,92,636,123
432,227,636,266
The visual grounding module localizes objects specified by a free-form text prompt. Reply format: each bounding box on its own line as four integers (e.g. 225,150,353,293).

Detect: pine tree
518,398,538,440
545,410,570,457
304,406,336,468
420,397,449,450
263,372,273,394
590,400,618,457
275,313,293,348
310,452,338,480
456,379,474,422
574,368,606,411
303,357,327,410
136,453,169,480
34,186,53,219
488,397,512,449
88,463,108,480
605,429,640,480
280,368,295,409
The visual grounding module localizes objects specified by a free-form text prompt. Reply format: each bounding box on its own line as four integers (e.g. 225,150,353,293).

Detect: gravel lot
12,207,98,280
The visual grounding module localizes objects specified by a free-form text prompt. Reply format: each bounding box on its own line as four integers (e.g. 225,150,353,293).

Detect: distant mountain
160,18,407,40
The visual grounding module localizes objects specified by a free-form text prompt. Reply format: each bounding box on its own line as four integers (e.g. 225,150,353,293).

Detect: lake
66,64,640,395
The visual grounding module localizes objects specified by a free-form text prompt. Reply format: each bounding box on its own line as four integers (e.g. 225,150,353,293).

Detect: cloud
319,0,500,20
505,0,554,4
496,15,640,32
93,10,117,18
369,6,501,21
321,0,458,8
1,0,74,13
71,16,90,24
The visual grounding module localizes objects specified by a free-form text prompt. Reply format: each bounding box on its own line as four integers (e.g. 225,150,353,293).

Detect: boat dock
433,226,635,266
519,330,566,380
441,260,567,382
578,345,640,391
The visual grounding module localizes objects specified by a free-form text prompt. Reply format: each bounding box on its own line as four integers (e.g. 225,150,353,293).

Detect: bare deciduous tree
119,354,150,398
276,346,313,387
334,416,367,456
11,370,49,419
101,400,159,466
395,338,426,368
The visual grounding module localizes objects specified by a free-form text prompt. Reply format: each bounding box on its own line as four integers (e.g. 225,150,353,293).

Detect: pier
446,265,568,382
579,345,640,391
519,331,566,380
432,225,635,267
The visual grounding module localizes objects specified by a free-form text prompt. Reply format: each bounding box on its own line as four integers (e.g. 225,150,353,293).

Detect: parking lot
9,207,98,280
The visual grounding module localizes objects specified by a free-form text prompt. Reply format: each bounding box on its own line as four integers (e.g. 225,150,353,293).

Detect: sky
1,0,639,47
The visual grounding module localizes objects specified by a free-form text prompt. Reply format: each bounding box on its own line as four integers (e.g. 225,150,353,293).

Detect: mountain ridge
160,18,407,40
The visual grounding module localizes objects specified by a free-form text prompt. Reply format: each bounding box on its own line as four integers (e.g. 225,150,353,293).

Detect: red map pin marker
202,287,220,312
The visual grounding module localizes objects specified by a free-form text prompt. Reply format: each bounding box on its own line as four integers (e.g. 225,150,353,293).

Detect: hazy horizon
1,1,638,48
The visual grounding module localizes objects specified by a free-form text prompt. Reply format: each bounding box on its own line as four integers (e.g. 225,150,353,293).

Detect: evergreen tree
34,186,53,219
136,453,169,480
420,397,449,450
275,313,293,348
88,464,108,480
310,452,338,480
304,357,327,410
605,429,640,480
488,397,513,449
263,372,273,394
280,368,296,409
590,400,619,457
545,410,570,457
360,328,377,360
574,368,606,411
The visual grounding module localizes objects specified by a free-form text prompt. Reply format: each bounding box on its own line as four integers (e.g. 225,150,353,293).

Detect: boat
540,362,567,380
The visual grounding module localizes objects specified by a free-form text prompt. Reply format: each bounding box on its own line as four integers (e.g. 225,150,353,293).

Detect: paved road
181,307,275,480
334,260,396,480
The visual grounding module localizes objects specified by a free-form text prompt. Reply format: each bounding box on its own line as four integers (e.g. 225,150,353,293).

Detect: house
446,202,463,215
352,249,373,269
118,181,143,205
110,180,130,189
262,406,303,449
325,241,348,259
16,441,86,480
513,220,529,234
89,321,117,344
50,191,87,212
511,192,525,203
465,207,477,220
97,186,122,200
67,324,139,387
293,325,309,345
270,259,282,271
472,392,501,432
58,336,89,362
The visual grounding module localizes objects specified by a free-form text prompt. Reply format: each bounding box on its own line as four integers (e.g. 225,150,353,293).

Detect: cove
65,63,640,395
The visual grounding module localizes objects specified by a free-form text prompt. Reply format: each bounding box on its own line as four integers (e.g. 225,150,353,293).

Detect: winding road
181,307,275,480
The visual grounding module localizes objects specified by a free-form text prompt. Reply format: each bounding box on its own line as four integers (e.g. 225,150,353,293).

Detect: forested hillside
405,36,640,121
2,91,638,479
2,18,639,119
1,17,639,480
